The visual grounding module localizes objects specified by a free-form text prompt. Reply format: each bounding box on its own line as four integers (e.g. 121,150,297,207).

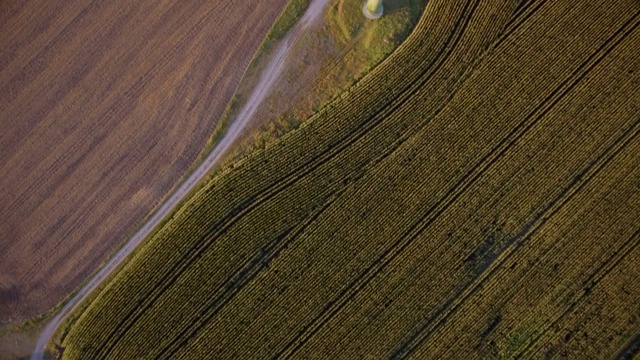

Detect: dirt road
31,0,330,358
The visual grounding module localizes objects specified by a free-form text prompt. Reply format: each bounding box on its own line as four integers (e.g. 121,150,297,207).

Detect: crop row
423,157,640,359
110,0,498,354
386,11,640,359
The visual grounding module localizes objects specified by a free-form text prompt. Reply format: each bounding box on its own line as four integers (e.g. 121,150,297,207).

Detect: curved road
31,1,329,358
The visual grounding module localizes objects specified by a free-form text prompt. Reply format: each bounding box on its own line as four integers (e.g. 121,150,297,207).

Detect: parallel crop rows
61,0,640,359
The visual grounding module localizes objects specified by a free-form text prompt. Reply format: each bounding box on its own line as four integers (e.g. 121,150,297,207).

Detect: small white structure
363,0,383,19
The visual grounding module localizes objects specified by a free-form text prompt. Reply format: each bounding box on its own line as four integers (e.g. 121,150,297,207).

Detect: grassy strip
191,0,311,172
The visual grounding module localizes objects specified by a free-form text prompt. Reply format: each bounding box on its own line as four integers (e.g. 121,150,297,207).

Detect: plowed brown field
0,0,287,322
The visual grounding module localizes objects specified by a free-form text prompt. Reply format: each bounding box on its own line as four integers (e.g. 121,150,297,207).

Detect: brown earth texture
0,0,287,323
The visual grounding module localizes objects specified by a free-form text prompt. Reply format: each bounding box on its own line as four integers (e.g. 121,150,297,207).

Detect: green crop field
59,0,640,359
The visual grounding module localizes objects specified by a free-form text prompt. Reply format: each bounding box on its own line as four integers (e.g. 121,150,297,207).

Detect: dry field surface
60,0,640,359
0,0,287,322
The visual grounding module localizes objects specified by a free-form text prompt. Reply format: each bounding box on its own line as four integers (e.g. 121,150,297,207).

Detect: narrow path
30,1,329,358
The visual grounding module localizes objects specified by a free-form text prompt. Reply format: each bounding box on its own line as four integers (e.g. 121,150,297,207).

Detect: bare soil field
0,0,287,323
